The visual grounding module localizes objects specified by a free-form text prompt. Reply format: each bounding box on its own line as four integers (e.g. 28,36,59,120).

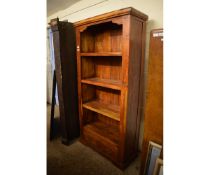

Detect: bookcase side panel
118,15,130,162
124,16,145,161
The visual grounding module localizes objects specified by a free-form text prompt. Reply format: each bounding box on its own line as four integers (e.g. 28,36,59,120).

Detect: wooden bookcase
74,7,148,168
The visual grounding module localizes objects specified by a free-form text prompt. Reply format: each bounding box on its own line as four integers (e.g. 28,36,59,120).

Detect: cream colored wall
47,0,163,150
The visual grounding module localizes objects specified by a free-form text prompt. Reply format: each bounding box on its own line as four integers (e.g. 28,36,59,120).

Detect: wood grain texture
80,22,122,53
83,100,120,121
81,78,122,90
81,84,121,104
124,15,144,160
81,56,122,81
118,15,130,163
75,8,148,169
82,122,119,162
140,29,163,175
80,52,121,56
84,121,120,145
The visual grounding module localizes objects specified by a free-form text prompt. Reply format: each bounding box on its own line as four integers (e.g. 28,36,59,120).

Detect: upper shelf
81,78,122,90
80,52,122,56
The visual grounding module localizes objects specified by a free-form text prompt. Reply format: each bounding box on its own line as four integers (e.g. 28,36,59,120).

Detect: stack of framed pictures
152,158,163,175
143,141,163,175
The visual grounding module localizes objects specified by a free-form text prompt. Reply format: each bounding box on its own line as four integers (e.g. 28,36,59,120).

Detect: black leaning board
49,18,80,144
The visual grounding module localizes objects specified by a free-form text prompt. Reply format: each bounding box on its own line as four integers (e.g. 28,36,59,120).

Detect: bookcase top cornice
74,7,148,27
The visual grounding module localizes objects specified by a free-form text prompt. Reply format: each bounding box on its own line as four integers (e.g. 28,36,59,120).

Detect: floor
47,105,141,175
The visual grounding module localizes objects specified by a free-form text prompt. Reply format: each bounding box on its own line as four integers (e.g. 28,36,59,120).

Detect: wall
47,0,163,150
47,30,52,104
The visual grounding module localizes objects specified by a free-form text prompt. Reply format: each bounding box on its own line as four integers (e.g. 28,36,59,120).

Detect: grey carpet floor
47,105,141,175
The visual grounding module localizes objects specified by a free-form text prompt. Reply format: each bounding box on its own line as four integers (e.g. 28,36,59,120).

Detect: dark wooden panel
81,84,121,106
80,22,122,53
95,87,120,107
81,56,122,81
124,15,144,160
50,18,80,144
82,118,120,162
140,29,163,174
84,121,120,146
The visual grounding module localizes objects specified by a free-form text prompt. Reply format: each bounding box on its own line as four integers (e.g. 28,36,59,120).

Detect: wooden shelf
80,52,122,56
81,78,122,90
83,100,120,121
83,121,120,146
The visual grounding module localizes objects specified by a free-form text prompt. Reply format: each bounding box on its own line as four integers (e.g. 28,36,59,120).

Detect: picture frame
152,158,163,175
144,141,162,175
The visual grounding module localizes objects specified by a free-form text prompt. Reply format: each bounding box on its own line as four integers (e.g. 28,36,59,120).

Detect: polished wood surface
124,15,144,160
81,78,122,90
140,29,163,174
75,8,148,169
80,52,122,56
83,100,120,121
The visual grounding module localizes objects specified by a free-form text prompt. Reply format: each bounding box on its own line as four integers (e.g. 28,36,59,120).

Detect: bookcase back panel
81,22,122,52
97,114,119,126
81,84,96,102
82,111,120,145
81,56,122,81
83,109,97,124
81,57,95,79
82,84,120,106
96,87,120,106
83,110,119,128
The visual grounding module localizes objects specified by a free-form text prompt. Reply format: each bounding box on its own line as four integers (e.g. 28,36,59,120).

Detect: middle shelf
80,52,122,56
83,100,120,121
81,55,122,90
81,77,122,90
